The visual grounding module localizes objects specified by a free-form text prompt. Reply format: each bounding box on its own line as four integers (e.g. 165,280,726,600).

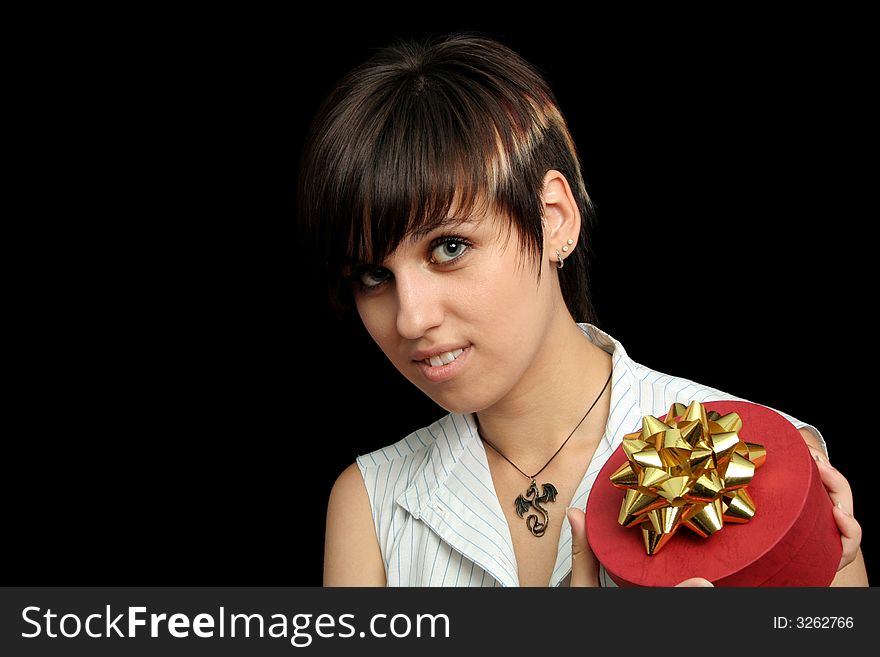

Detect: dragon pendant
514,479,559,537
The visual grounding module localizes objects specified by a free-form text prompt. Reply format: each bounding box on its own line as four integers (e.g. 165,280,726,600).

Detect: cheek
355,297,398,349
474,258,541,321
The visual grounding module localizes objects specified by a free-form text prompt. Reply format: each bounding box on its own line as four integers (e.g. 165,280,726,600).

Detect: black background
9,10,874,585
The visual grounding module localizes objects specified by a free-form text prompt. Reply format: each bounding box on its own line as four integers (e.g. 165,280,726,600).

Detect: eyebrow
342,216,479,265
407,215,478,243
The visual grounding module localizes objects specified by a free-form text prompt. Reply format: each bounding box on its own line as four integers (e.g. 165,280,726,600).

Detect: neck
473,319,613,473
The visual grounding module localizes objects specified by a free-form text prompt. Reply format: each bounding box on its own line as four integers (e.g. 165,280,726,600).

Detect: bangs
336,78,549,271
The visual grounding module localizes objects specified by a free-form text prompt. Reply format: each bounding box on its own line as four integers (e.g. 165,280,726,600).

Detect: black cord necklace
474,369,613,537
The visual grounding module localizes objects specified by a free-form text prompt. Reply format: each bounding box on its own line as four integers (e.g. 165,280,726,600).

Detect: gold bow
610,400,766,555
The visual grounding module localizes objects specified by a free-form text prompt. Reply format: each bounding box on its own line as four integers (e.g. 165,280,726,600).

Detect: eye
356,266,391,292
430,236,471,264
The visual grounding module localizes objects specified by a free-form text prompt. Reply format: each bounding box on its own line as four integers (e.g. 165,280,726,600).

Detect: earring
555,249,565,269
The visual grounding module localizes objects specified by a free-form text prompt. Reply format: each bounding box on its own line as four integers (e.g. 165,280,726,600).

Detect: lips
415,345,472,383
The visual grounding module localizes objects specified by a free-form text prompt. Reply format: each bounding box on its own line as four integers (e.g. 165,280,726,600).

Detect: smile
422,348,465,367
416,346,472,383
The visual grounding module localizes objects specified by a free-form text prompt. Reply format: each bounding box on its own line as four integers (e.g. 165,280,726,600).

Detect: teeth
426,348,464,367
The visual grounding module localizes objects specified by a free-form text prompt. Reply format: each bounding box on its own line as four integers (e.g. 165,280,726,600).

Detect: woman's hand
566,507,713,587
807,446,862,572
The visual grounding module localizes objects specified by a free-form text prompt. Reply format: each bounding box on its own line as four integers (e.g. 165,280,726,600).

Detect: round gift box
586,400,841,587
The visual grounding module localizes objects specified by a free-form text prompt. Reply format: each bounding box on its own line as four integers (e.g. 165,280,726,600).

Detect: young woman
298,33,866,587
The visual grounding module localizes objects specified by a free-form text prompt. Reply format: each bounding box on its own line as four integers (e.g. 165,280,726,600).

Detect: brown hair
298,31,598,324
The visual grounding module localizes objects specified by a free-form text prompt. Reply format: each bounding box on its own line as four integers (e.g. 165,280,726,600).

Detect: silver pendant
514,479,559,537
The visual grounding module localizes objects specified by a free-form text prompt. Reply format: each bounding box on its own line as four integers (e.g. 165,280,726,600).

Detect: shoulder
329,417,438,509
324,462,386,586
352,418,443,512
627,359,738,401
324,417,449,585
625,358,749,414
627,358,828,455
337,416,447,516
355,422,438,472
326,460,378,544
353,417,452,500
328,462,369,507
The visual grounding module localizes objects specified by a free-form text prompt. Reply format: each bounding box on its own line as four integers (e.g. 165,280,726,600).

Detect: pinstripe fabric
356,323,826,587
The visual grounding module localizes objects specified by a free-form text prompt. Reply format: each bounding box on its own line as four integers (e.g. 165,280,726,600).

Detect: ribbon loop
611,400,765,554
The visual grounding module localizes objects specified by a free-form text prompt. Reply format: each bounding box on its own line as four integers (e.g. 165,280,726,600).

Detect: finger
675,577,714,587
811,449,854,514
567,507,599,587
832,503,863,571
811,450,862,570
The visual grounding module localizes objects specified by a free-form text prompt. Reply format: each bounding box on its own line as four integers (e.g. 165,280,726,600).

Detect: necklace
474,369,613,538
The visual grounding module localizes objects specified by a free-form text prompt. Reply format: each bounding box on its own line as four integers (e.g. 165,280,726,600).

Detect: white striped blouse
355,322,826,587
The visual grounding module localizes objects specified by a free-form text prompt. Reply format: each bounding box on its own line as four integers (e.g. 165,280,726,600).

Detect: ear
541,169,581,267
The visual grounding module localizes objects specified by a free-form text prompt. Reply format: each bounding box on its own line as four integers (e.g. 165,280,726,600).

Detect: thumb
567,507,599,587
675,577,714,587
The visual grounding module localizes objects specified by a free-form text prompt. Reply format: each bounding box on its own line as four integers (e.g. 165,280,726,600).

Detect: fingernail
836,501,853,517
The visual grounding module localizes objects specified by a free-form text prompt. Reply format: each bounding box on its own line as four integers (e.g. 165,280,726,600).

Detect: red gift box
586,400,841,587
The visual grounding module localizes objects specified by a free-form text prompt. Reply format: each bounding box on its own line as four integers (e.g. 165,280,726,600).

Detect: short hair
297,31,598,324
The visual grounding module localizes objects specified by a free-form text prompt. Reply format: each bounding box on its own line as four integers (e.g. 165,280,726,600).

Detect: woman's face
350,209,562,414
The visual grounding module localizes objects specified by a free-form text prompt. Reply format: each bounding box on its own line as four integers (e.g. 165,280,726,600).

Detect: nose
394,267,444,340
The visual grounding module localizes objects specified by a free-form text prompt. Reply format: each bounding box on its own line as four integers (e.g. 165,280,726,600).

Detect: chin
423,389,490,416
433,400,471,414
